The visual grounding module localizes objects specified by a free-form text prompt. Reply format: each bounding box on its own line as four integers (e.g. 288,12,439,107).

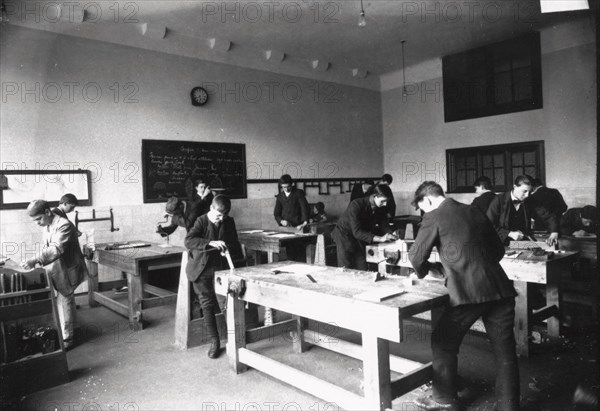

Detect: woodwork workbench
535,233,597,263
537,234,598,319
237,229,318,263
501,250,579,357
86,241,184,330
305,221,337,235
365,240,579,357
214,262,448,410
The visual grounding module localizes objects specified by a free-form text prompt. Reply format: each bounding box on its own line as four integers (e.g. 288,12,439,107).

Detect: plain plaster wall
0,24,383,262
382,19,597,214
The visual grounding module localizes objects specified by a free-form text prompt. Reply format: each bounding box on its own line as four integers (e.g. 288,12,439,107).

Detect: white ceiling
1,0,596,88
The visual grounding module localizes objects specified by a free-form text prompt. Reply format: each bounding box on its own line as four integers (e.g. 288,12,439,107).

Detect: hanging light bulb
0,3,8,23
358,0,366,27
358,11,366,27
401,40,408,96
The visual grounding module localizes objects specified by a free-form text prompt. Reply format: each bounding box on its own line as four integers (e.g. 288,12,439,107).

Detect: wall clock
191,86,208,106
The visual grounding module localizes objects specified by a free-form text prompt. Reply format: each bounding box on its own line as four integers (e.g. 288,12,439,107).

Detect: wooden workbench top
95,240,185,261
237,229,317,242
216,261,448,314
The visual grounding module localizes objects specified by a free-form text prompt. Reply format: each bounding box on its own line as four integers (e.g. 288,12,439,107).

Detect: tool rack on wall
248,177,381,195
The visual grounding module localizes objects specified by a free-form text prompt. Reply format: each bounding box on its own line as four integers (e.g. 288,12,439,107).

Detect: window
442,32,543,122
446,141,545,193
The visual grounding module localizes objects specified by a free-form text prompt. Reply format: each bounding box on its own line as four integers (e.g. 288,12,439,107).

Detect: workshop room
0,1,597,410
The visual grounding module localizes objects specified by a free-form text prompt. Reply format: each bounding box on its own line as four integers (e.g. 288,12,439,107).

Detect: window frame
442,32,543,122
446,141,545,193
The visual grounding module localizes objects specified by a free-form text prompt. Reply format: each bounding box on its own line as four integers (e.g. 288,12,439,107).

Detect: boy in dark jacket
409,182,519,411
184,195,242,358
273,174,310,231
332,184,397,270
487,175,558,246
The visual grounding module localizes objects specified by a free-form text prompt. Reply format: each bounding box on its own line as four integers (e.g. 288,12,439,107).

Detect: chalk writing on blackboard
141,140,246,202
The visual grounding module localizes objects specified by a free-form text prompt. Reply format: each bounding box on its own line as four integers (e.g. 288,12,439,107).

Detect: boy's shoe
413,395,459,410
63,339,75,352
207,339,221,359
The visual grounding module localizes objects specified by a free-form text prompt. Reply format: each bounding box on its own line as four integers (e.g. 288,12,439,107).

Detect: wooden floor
2,293,598,411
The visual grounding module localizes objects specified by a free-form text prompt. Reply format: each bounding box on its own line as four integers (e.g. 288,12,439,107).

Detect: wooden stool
174,250,258,349
174,252,227,349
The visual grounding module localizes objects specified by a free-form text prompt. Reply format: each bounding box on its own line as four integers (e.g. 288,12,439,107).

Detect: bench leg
513,280,529,358
362,332,392,410
292,316,308,353
226,295,247,374
546,266,562,339
127,272,143,331
264,252,279,326
86,260,99,308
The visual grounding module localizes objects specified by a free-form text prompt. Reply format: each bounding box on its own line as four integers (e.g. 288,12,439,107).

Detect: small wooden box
0,266,69,403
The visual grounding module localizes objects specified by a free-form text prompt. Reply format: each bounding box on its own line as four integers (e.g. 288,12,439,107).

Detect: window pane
467,170,477,186
512,53,531,69
512,152,523,166
513,68,533,101
493,52,511,72
469,80,487,109
482,154,493,168
494,168,505,186
457,170,466,186
494,72,513,104
465,155,476,169
494,153,503,166
524,150,536,165
449,173,457,188
525,166,536,177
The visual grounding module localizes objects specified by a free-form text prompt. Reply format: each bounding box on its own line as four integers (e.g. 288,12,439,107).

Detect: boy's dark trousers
192,266,223,341
431,297,520,410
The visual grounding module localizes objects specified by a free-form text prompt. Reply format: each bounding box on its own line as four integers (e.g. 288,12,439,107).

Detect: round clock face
191,87,208,106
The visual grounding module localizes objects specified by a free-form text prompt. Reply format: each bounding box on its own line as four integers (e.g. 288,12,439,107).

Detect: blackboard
141,139,247,203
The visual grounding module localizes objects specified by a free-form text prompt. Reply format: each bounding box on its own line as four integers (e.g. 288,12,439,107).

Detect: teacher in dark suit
184,195,242,358
409,182,519,411
332,184,397,270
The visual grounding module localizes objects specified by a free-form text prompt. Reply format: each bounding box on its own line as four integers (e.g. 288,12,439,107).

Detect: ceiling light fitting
358,0,366,27
401,40,407,96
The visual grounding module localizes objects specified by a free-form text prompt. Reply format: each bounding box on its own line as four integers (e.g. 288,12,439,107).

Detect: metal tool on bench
105,242,151,250
508,239,556,251
507,239,557,261
217,247,277,326
227,276,246,298
222,249,235,271
155,215,173,248
366,239,440,268
221,249,254,310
